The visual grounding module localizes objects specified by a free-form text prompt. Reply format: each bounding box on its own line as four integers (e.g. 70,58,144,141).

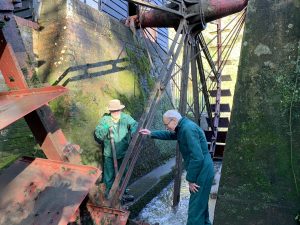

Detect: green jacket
151,117,214,184
95,112,138,159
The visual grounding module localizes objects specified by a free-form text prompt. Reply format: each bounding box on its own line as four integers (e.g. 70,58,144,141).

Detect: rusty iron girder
87,204,130,225
127,0,248,31
0,86,68,130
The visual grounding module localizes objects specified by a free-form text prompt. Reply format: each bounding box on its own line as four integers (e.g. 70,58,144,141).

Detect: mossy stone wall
0,0,176,181
214,0,300,224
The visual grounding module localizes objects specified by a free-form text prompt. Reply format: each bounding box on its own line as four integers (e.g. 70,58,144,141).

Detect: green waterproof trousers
103,156,127,196
187,174,214,225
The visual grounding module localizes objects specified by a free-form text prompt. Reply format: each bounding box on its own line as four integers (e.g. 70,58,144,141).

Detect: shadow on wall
52,58,128,87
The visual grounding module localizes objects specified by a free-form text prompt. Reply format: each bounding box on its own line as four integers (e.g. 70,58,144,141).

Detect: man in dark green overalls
139,109,214,225
95,99,138,200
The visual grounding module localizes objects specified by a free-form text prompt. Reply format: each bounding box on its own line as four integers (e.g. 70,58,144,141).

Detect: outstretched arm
139,129,177,140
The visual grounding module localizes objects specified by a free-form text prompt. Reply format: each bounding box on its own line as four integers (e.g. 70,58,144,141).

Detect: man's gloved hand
103,124,110,130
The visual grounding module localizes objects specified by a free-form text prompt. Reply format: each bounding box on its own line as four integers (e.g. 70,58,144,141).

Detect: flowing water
136,162,222,225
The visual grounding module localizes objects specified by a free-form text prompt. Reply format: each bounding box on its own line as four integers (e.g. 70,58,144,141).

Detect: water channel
136,162,222,225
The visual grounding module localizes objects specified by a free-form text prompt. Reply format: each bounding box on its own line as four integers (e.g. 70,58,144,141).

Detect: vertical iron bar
196,44,213,130
198,33,218,79
191,43,200,125
210,19,222,156
173,37,190,207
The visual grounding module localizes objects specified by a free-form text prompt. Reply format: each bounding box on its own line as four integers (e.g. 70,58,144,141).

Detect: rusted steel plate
14,16,40,30
0,157,101,225
0,86,68,130
87,204,129,225
0,42,28,90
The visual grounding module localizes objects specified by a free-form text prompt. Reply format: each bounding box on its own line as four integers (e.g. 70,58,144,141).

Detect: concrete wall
214,0,300,224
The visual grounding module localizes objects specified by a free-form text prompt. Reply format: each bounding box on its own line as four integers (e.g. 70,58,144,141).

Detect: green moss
214,0,300,224
27,71,43,88
125,47,154,91
0,120,46,170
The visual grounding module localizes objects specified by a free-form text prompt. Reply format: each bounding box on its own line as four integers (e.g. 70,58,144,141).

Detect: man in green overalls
139,110,214,225
95,99,138,199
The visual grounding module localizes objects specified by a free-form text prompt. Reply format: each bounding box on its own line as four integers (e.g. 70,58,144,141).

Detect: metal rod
109,127,119,177
173,37,190,207
196,44,214,130
191,44,200,125
210,19,222,155
198,33,218,80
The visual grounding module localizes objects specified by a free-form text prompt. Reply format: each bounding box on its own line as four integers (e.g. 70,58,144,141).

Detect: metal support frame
209,19,222,155
196,43,213,130
191,41,200,125
108,20,187,208
0,29,82,164
173,37,191,207
0,0,249,224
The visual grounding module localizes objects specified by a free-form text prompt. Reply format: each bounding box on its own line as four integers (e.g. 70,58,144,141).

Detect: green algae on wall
214,0,300,224
0,120,45,170
35,0,176,177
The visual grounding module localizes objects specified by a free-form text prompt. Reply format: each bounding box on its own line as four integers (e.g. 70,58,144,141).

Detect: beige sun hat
107,99,125,111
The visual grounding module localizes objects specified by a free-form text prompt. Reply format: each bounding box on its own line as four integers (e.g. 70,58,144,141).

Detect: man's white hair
163,110,182,120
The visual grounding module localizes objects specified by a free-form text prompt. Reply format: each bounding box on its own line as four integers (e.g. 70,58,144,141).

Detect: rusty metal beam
0,36,81,165
191,43,200,125
196,44,213,130
210,19,222,155
198,33,218,80
173,38,191,207
0,86,67,130
136,0,248,28
87,204,129,225
0,41,27,89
